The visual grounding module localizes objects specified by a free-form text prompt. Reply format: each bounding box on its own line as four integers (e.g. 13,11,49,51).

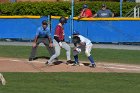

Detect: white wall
136,0,140,3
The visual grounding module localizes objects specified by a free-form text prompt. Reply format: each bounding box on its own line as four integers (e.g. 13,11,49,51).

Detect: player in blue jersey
29,20,54,61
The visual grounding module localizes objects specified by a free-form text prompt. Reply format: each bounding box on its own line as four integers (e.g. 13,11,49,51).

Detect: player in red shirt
45,16,72,66
78,4,93,19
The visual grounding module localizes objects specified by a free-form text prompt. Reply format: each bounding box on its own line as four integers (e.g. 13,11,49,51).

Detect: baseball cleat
28,57,36,61
70,63,84,66
45,61,54,66
0,73,6,85
89,64,96,68
45,61,48,64
66,60,73,65
71,63,80,66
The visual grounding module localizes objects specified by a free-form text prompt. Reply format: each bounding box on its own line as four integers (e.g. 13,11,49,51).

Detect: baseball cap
102,4,106,7
83,4,88,9
42,20,48,25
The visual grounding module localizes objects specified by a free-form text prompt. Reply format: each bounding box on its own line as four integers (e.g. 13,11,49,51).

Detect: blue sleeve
36,28,40,36
108,10,113,16
46,28,52,37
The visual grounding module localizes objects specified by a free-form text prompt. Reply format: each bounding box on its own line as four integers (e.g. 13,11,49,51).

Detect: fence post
138,8,140,18
134,6,137,18
120,0,123,17
71,0,74,33
47,15,51,32
70,0,74,43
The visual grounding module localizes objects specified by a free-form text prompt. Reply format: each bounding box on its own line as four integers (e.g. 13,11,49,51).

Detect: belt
38,36,48,38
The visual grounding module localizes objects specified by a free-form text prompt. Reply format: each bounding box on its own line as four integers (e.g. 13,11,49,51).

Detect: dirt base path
0,57,140,73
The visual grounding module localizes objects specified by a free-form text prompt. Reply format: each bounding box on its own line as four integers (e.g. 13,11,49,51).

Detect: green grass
0,73,140,93
0,46,140,93
0,45,140,64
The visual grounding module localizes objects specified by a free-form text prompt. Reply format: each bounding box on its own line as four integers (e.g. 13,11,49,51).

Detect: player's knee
73,50,79,56
55,52,60,57
66,46,71,51
73,53,78,56
32,46,37,48
85,51,90,57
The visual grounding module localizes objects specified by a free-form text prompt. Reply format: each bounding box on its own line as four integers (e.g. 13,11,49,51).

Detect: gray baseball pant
48,39,71,63
29,38,54,58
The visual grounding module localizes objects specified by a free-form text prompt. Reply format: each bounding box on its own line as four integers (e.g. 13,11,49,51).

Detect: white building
136,0,140,3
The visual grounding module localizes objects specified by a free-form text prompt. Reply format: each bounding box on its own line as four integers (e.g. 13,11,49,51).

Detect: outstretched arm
33,35,38,47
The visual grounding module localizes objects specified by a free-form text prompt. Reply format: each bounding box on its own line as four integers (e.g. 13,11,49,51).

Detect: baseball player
0,73,6,85
72,31,96,68
29,20,54,61
45,16,71,66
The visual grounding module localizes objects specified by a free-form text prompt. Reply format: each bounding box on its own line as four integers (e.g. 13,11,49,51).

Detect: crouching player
72,31,96,68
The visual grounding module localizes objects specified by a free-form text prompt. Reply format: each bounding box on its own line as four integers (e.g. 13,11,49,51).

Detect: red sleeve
54,25,61,37
80,10,85,17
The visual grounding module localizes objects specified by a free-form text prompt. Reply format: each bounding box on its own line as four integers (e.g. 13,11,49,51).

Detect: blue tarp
0,16,140,42
74,20,140,42
0,16,48,39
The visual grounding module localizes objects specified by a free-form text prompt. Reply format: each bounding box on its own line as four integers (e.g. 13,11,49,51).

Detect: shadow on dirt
35,56,50,60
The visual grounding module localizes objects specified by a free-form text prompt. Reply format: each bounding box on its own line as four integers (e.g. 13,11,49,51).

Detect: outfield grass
0,45,140,64
0,73,140,93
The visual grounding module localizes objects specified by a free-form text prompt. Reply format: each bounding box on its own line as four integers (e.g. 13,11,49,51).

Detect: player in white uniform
0,73,6,85
72,31,96,68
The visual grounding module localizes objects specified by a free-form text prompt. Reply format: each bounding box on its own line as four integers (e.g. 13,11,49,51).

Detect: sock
88,55,95,64
74,55,78,64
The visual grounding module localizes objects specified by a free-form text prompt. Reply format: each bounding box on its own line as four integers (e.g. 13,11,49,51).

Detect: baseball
69,36,71,39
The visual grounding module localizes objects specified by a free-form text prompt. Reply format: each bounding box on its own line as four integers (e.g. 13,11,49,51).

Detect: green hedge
0,1,136,17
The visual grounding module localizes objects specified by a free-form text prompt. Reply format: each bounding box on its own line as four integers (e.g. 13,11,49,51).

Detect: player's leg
46,39,61,65
61,42,71,63
72,45,83,66
73,50,79,65
29,39,41,61
85,44,96,68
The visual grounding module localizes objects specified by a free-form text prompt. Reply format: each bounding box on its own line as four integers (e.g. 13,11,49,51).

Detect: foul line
98,66,140,71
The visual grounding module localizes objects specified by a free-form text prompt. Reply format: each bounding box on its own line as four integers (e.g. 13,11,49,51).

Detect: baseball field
0,73,140,93
0,45,140,93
